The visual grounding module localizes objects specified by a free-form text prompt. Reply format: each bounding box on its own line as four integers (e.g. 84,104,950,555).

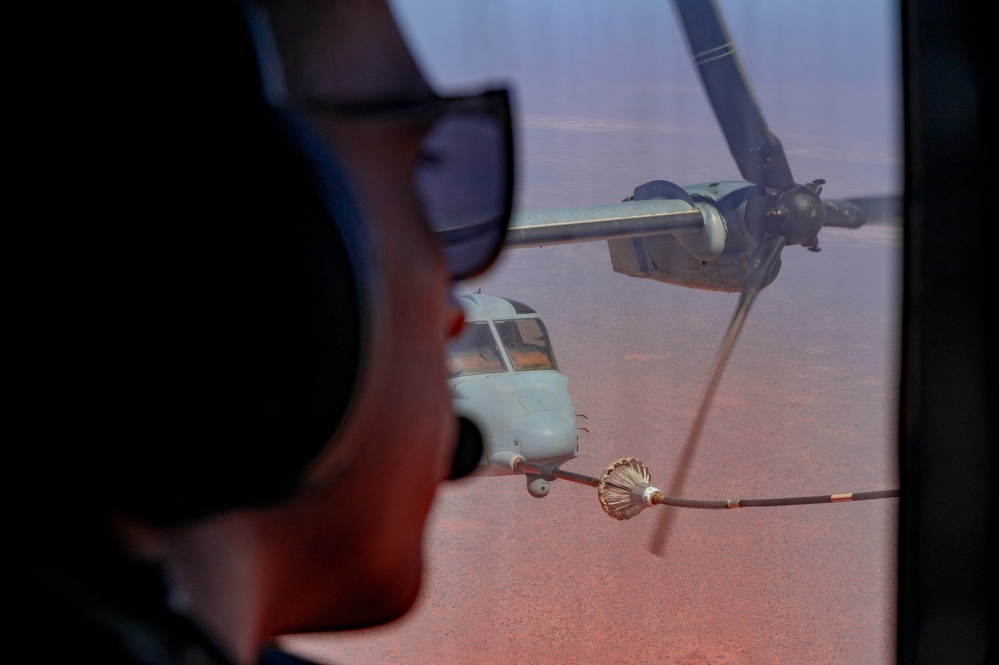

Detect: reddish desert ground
281,224,901,665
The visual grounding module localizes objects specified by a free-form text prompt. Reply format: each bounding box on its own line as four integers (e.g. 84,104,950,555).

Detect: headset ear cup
137,113,369,524
78,1,375,525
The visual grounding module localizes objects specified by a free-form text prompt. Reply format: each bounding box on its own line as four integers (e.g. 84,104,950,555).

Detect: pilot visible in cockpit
497,323,518,349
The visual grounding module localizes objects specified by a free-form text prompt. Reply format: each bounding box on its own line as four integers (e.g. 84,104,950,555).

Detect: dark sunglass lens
416,108,510,279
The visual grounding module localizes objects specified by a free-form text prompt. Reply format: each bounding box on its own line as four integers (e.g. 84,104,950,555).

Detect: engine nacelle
608,180,779,292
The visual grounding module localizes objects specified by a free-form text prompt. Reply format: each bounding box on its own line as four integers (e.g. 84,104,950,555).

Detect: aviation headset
32,2,382,526
15,1,486,527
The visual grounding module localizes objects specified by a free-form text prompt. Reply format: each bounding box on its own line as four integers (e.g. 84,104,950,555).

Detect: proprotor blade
823,195,903,228
673,0,794,191
648,234,787,556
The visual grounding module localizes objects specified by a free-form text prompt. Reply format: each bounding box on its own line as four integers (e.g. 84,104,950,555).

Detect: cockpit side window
494,318,557,371
446,321,507,377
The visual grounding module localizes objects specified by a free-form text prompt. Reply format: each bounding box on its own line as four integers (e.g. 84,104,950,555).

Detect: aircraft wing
505,199,703,248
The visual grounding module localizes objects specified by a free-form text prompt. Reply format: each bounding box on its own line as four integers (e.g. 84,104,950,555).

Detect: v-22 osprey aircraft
447,292,580,498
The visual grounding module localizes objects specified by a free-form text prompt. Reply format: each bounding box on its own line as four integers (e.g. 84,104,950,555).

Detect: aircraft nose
504,409,578,461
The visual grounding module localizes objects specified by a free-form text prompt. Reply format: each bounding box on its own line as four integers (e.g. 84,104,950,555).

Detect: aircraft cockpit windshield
446,321,507,377
494,318,557,371
446,316,558,377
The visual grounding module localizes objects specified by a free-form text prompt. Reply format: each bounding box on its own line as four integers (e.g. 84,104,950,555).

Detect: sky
391,0,902,212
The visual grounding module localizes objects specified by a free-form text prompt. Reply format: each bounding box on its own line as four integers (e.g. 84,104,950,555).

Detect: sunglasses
301,88,515,281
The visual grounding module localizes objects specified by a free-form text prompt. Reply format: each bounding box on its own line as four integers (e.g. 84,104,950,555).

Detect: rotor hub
764,183,826,247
